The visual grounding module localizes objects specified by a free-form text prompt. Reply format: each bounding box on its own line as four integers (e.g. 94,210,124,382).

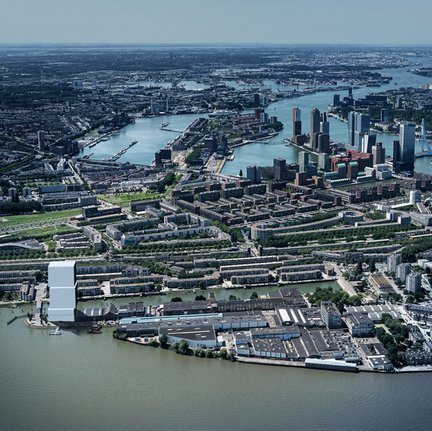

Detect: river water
1,288,432,431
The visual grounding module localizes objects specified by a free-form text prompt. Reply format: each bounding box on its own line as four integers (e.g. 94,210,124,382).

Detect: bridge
416,119,432,158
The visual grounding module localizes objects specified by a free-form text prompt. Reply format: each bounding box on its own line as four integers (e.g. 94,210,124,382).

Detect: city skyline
1,0,432,45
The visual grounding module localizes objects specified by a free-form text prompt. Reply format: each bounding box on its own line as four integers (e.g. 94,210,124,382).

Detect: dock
160,127,184,133
108,141,137,162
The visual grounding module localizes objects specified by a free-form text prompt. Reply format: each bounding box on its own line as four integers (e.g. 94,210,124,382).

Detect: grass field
97,191,163,207
0,209,81,227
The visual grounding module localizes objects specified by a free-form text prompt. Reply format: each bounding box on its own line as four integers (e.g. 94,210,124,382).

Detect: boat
161,121,170,128
87,324,103,334
49,327,62,335
208,110,237,117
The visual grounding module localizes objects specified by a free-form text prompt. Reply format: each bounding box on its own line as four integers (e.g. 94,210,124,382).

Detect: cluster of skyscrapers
292,107,330,154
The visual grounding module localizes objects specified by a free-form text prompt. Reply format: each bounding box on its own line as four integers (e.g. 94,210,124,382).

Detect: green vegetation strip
0,209,81,227
97,191,163,207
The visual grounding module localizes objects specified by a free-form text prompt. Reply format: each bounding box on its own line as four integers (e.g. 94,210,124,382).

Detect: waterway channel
1,283,432,431
82,64,432,176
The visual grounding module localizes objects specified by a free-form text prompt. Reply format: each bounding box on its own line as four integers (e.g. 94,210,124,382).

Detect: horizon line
0,42,432,48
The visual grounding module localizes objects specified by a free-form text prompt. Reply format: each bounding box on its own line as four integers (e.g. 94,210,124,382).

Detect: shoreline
124,338,432,374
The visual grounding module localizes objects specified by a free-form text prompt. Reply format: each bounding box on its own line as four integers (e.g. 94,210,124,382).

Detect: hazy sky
0,0,431,45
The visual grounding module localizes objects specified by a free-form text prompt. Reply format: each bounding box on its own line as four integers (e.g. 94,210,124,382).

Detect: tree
178,340,191,355
206,349,214,359
195,294,206,301
250,291,258,300
159,334,169,349
147,339,160,347
219,348,228,360
369,260,376,273
171,297,183,302
239,169,243,177
194,348,204,357
229,295,237,301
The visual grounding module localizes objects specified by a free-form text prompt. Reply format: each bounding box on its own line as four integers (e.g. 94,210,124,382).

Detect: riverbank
123,336,432,374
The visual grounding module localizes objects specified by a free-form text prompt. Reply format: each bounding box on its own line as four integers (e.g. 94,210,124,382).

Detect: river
223,64,432,176
82,65,432,177
1,283,432,431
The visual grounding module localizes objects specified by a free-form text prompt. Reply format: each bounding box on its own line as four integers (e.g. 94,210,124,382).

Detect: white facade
48,260,76,322
409,190,422,205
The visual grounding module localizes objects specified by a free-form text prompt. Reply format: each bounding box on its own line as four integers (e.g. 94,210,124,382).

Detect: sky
0,0,431,45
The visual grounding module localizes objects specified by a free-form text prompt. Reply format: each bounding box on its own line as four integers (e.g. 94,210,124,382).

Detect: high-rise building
355,114,370,150
318,133,330,154
273,158,286,181
260,112,269,123
406,273,421,294
361,132,376,153
320,112,330,136
348,112,370,150
298,151,309,174
7,187,18,202
37,130,46,151
333,94,341,107
318,153,330,172
387,254,402,273
247,165,261,184
409,190,422,205
348,161,359,179
313,132,322,151
310,108,321,150
372,142,385,165
381,108,389,123
292,107,302,139
48,260,77,322
398,122,416,174
396,263,412,282
347,112,356,148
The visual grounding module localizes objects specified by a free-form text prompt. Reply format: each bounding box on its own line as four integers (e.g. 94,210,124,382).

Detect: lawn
0,209,81,227
97,191,163,207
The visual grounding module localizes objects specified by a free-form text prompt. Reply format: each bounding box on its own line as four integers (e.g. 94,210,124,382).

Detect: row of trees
147,335,236,361
121,239,231,254
260,224,414,248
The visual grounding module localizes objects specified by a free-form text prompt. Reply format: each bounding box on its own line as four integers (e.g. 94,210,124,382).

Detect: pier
160,127,184,134
108,141,137,162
